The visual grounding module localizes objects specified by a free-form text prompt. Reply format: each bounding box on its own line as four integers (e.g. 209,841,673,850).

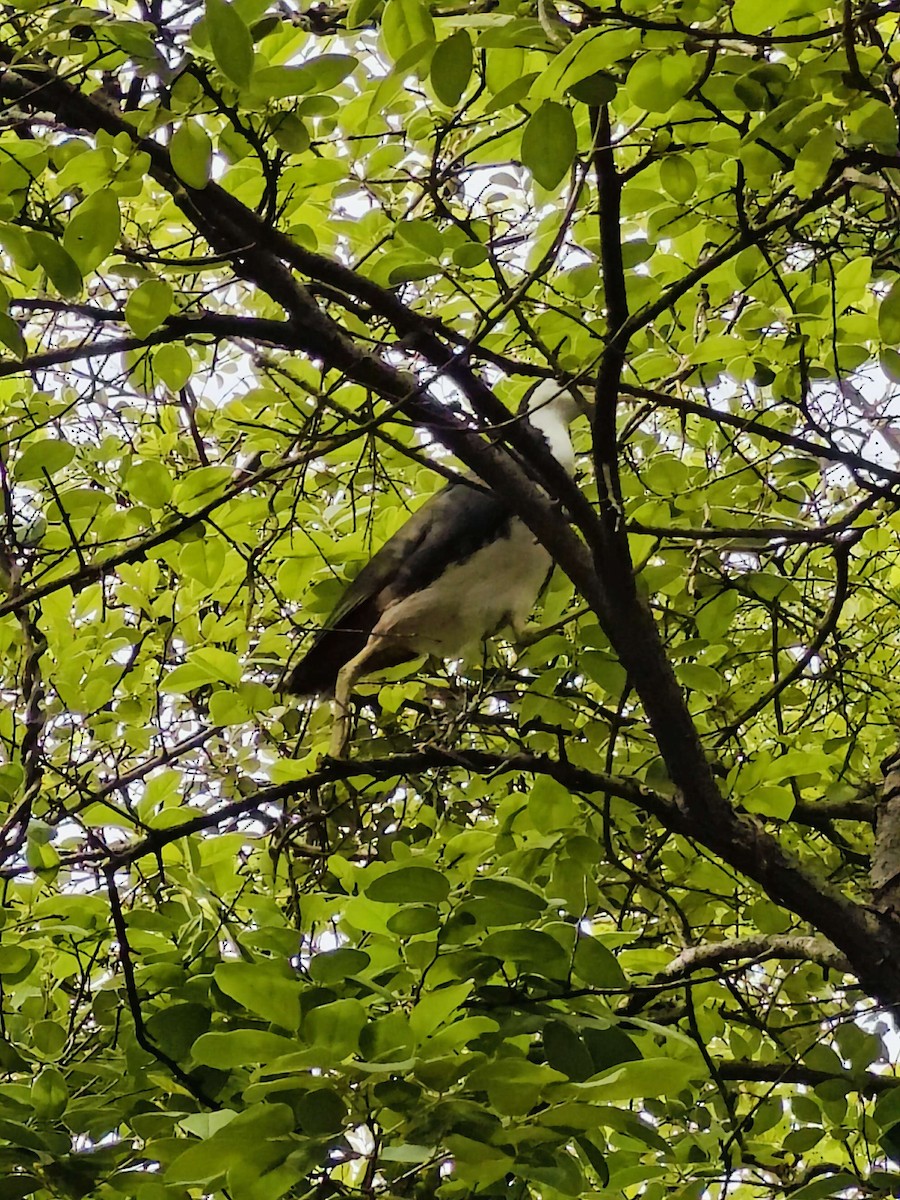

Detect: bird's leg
516,604,591,647
330,664,357,758
330,638,378,758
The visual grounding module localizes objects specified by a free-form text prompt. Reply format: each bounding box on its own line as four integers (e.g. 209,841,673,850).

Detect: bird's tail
280,628,370,697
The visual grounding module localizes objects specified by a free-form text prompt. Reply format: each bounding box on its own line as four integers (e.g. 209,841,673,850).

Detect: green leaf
469,877,546,915
396,219,443,259
481,929,569,973
575,1136,609,1186
659,155,697,202
786,1176,858,1200
206,0,254,87
360,1011,415,1061
521,101,576,190
485,73,539,113
170,120,213,189
626,51,697,113
0,946,31,975
0,1174,41,1199
382,0,435,64
572,934,626,987
166,1104,294,1184
467,1058,564,1116
214,962,301,1029
695,590,738,643
388,260,440,285
172,464,232,509
0,313,25,359
409,982,472,1039
676,663,724,696
731,0,800,35
644,453,690,493
31,1068,67,1119
570,1056,701,1103
367,864,451,903
430,30,473,107
125,279,174,338
125,460,174,508
63,191,120,273
163,663,226,694
165,647,242,690
527,775,578,832
15,439,75,482
303,999,367,1063
153,343,193,390
543,1021,594,1081
208,690,250,725
191,1030,298,1067
793,127,836,199
568,71,616,104
31,1020,66,1057
252,55,357,98
584,1027,641,1072
347,0,381,26
28,232,82,298
0,223,37,270
531,27,634,101
874,1086,900,1130
742,786,794,820
180,539,226,586
271,114,311,154
296,1088,347,1135
179,1111,237,1139
879,280,900,345
453,242,489,268
309,947,371,984
386,905,441,935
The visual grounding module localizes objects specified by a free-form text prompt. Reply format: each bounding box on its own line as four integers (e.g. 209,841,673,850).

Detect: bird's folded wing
283,480,512,695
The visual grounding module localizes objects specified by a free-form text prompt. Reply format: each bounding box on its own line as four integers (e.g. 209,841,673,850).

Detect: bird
282,379,588,757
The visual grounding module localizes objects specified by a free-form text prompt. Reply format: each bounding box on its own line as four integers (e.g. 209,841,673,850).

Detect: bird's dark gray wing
283,480,513,696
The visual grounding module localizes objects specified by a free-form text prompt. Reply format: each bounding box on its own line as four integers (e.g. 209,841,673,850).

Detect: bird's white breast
372,518,551,659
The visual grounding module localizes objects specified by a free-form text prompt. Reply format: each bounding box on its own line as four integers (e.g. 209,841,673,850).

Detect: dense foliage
1,0,900,1197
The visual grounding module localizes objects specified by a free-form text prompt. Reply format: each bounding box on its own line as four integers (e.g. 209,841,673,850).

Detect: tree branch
659,935,851,979
716,1058,898,1096
621,383,900,490
34,749,878,1000
104,865,216,1107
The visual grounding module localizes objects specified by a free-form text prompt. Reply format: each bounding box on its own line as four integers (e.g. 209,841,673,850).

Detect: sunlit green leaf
252,55,357,98
191,1030,298,1067
367,865,451,903
382,0,434,64
660,155,697,203
15,439,75,481
521,101,576,189
125,279,174,338
125,460,174,508
626,51,697,112
214,961,301,1029
170,119,213,188
206,0,254,87
28,233,82,298
430,30,472,107
63,191,120,273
